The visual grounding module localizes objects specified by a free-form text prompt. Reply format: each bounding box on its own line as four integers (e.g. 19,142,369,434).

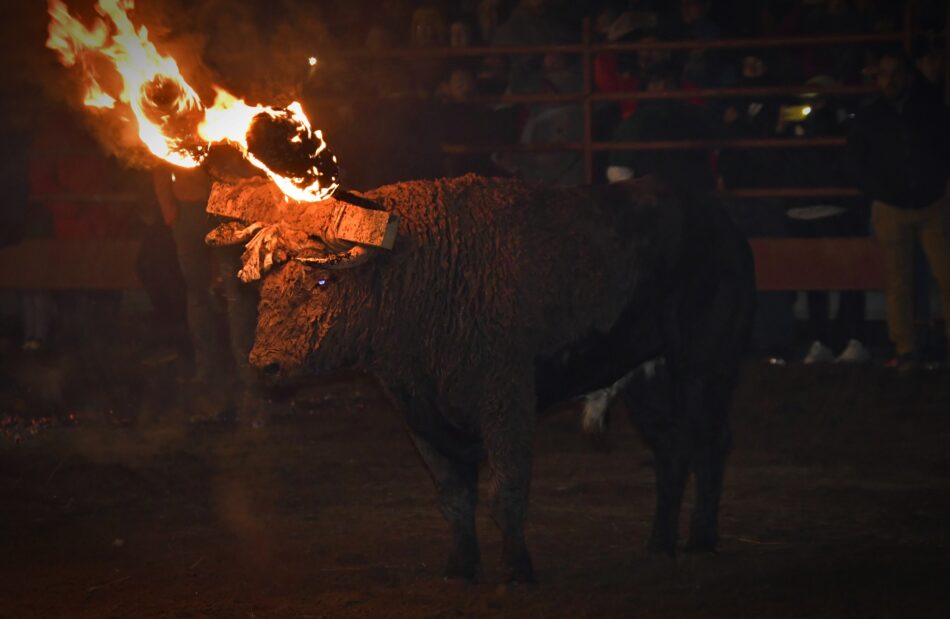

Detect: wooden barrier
0,239,142,290
750,238,884,291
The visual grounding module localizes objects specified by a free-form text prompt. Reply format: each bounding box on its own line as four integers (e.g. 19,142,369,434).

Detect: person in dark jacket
847,50,950,371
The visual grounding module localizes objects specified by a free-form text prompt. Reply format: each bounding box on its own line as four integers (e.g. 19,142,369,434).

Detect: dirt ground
1,335,949,618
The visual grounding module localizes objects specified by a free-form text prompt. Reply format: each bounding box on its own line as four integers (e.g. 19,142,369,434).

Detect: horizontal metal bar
327,32,902,59
441,137,846,153
311,83,875,105
592,32,902,52
724,187,862,198
594,138,847,150
590,83,876,101
442,142,584,154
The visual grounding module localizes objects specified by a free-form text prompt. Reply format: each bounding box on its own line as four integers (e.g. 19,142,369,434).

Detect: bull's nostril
263,362,281,376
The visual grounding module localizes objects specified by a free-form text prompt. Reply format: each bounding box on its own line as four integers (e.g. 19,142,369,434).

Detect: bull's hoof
503,568,537,586
684,536,719,554
646,533,677,558
502,554,536,585
443,561,479,582
444,542,480,581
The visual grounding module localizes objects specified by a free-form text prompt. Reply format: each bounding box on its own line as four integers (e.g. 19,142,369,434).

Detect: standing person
153,164,260,420
784,77,870,365
848,50,950,372
28,105,127,352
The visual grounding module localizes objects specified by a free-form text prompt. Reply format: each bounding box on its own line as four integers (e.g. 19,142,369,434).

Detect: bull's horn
295,244,377,270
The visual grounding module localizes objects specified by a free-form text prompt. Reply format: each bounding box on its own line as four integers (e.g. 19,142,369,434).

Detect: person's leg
806,291,830,344
871,202,917,357
836,290,867,345
21,291,36,344
171,204,219,382
917,199,950,360
835,205,869,347
216,246,258,387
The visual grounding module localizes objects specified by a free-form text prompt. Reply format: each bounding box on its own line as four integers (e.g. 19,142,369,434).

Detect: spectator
717,52,796,362
911,33,946,104
606,62,714,190
495,54,584,185
365,25,414,98
717,53,783,188
28,105,128,352
477,0,502,44
409,7,450,96
153,163,260,421
1,98,49,351
848,51,950,372
449,18,476,48
592,2,620,41
439,68,511,177
654,0,728,90
492,0,574,95
775,0,889,85
782,77,870,364
593,10,661,122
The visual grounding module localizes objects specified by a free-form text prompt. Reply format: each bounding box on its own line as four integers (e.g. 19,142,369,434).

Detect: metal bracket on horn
294,244,376,269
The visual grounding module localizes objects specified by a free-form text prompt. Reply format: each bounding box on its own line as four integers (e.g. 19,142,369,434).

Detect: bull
209,173,756,583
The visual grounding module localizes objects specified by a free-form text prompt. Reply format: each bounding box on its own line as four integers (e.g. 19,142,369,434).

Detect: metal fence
316,15,939,198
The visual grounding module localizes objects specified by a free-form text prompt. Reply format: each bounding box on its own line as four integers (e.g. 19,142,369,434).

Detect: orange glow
46,0,339,201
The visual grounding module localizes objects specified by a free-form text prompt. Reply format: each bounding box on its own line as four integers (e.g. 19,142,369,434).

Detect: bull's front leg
481,382,536,584
391,384,482,580
407,429,481,580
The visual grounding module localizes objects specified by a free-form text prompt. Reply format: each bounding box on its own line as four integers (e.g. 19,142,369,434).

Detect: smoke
183,0,332,106
28,0,335,168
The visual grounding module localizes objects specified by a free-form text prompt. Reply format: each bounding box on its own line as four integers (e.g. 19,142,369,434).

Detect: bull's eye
317,278,329,287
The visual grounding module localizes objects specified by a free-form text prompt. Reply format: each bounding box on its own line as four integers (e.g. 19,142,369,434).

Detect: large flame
46,0,339,201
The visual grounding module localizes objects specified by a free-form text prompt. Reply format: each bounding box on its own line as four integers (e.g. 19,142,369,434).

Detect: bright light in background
308,56,317,67
803,106,812,116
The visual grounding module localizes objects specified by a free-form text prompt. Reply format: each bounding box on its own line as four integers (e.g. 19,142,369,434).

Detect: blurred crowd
303,0,944,186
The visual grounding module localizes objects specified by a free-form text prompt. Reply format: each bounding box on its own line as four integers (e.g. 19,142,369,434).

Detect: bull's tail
580,357,665,435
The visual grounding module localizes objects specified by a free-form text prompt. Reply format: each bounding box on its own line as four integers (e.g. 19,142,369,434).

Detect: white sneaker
803,341,834,364
835,339,870,364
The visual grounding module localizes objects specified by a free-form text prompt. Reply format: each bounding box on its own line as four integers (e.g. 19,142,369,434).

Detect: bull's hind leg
649,436,692,556
625,372,696,557
685,433,729,553
686,380,734,553
407,431,481,580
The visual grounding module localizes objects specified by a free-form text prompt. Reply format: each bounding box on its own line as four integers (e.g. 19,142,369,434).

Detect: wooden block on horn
334,204,398,249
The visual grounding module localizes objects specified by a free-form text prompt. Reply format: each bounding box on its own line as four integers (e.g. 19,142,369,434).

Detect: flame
45,0,339,201
200,90,339,202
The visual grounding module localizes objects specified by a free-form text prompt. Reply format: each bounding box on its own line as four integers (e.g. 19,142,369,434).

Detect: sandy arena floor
1,341,949,618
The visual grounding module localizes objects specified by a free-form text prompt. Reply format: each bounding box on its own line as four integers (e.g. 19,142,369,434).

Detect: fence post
945,1,950,105
902,1,915,54
582,17,593,185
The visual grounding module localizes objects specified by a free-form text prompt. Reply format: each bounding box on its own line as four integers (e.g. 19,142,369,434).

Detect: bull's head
249,260,357,383
205,178,398,382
